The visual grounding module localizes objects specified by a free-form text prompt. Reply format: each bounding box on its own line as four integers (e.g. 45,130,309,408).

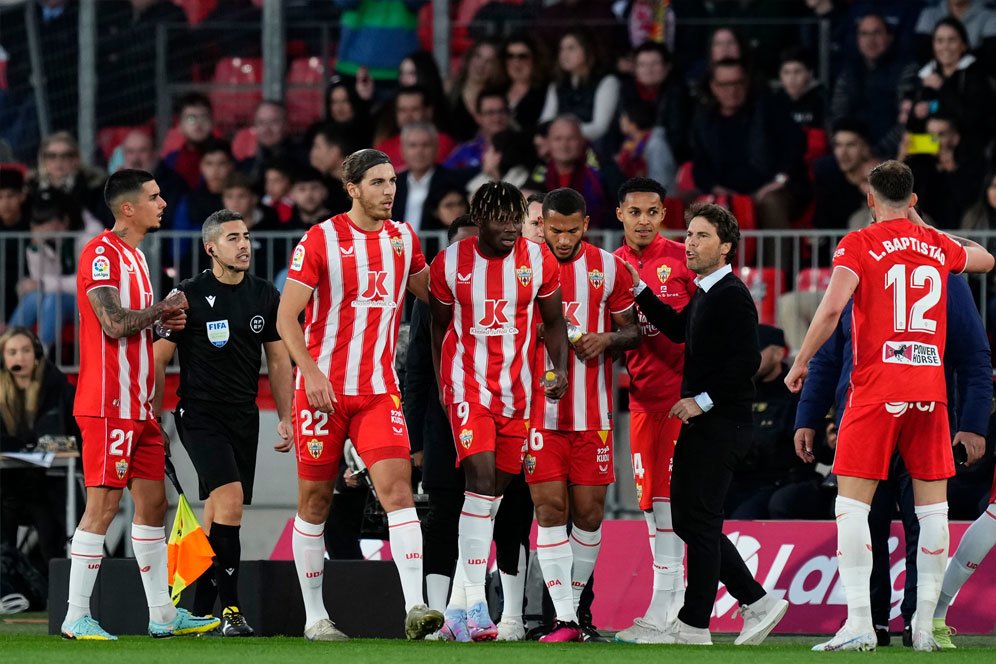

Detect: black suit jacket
635,269,760,422
394,166,459,232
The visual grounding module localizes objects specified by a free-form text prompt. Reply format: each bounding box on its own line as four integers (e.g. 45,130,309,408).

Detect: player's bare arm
277,279,336,413
537,288,569,400
428,294,453,405
573,305,640,362
89,286,187,340
909,206,995,272
407,266,430,303
786,267,859,393
264,340,295,452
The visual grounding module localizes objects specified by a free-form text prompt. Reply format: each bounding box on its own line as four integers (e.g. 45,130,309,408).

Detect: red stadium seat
98,126,148,163
231,126,257,161
286,57,333,132
159,126,185,157
797,267,833,292
661,196,685,231
172,0,217,26
738,266,785,325
210,57,263,134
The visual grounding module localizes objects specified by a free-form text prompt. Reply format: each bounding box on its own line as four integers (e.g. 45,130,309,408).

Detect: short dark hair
264,158,295,179
868,160,914,205
470,181,526,228
313,124,352,153
779,45,814,71
30,188,73,225
526,192,546,206
926,111,959,133
710,57,746,82
476,87,508,114
447,214,477,242
542,187,586,218
202,208,245,244
831,117,870,143
633,40,672,64
617,176,667,205
396,85,428,105
621,101,655,131
341,149,392,185
104,168,154,210
292,165,326,186
222,172,255,193
686,202,740,265
0,166,24,192
176,92,212,115
200,139,233,161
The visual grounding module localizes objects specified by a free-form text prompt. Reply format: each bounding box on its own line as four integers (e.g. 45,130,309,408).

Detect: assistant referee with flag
154,209,293,636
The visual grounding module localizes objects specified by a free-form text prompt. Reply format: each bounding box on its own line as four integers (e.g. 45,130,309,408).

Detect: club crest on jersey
515,265,533,286
588,268,604,289
291,244,306,271
390,236,405,256
882,341,940,366
524,454,536,475
250,315,265,334
306,438,323,459
115,458,128,480
92,256,111,280
657,264,672,283
206,320,230,348
459,428,474,449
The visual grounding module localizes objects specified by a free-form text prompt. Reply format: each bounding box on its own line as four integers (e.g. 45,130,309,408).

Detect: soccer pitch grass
4,616,996,664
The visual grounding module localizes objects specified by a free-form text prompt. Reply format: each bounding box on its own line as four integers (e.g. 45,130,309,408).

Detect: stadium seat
661,196,685,231
796,267,833,292
159,126,186,157
210,56,263,134
286,57,333,132
231,126,257,161
738,266,785,325
97,126,147,163
172,0,217,26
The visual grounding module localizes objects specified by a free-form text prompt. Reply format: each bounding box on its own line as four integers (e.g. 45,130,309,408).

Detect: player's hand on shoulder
621,261,640,288
274,417,294,452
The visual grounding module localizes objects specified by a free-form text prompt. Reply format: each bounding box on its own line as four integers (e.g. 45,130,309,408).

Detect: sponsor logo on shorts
588,268,604,289
884,401,936,417
459,428,474,449
92,256,111,280
524,453,536,475
635,482,643,503
206,320,230,348
657,264,671,283
596,444,610,473
306,438,323,459
250,315,265,333
515,265,532,286
115,458,128,479
390,407,405,435
882,341,940,366
390,236,405,256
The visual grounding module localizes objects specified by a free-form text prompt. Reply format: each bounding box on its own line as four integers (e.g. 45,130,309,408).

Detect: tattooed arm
88,287,188,339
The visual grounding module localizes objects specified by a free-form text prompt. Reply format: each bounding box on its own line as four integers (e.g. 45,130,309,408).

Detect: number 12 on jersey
884,264,941,333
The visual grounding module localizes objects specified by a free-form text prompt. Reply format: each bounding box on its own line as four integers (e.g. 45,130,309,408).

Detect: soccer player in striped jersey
277,149,442,641
526,188,639,642
63,169,219,640
429,181,569,641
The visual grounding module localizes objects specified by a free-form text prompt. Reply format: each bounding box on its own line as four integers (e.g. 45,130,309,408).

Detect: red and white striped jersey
533,242,635,431
430,236,560,418
286,213,426,396
75,231,156,420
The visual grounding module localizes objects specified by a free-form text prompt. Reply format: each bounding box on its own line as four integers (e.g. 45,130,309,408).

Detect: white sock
458,492,495,606
644,510,656,557
387,507,425,611
65,529,104,624
490,495,503,519
570,526,601,612
537,525,576,623
292,514,329,628
936,505,996,619
835,496,874,634
447,547,468,611
131,524,176,624
499,544,527,622
426,573,451,613
914,502,949,633
646,499,684,627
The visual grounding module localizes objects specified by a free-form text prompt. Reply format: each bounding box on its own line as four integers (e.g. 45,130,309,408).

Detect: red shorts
524,428,614,486
447,402,527,475
294,390,411,482
834,401,954,481
77,416,165,488
630,411,681,510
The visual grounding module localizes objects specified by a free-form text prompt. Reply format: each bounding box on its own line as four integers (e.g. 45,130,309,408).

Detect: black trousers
869,454,918,628
423,489,463,577
672,414,765,629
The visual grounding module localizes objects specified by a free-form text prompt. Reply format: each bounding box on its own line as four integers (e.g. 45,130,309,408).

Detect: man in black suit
623,203,789,645
394,123,459,233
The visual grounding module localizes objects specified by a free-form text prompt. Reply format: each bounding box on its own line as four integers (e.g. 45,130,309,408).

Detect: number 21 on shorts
108,429,134,456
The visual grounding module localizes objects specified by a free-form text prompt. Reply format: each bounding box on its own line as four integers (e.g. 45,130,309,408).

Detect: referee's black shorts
175,400,260,504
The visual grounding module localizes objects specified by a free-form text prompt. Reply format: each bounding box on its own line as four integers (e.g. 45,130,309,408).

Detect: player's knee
534,502,567,527
299,490,332,522
572,506,604,532
378,481,414,513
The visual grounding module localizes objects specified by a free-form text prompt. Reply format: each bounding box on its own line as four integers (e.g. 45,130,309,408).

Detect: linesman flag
165,457,214,604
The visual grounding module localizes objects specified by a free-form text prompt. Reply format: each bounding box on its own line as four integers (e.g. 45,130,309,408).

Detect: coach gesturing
623,203,787,646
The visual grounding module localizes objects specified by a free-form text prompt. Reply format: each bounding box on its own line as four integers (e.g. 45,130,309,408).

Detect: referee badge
250,315,265,334
306,438,323,459
206,320,230,348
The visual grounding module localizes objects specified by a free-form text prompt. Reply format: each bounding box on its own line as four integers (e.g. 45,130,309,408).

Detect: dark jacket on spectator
906,55,995,151
618,73,692,163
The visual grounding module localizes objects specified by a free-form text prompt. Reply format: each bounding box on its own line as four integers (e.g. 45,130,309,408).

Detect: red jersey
832,218,967,407
286,213,426,396
75,231,156,420
533,242,634,431
430,236,560,418
614,234,696,412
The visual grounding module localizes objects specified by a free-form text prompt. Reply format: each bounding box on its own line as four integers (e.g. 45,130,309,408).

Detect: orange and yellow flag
167,494,214,604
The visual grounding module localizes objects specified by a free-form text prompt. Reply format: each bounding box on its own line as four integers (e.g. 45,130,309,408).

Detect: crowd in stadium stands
2,0,996,521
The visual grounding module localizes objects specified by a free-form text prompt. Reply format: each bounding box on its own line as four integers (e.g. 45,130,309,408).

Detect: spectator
163,92,216,190
904,17,995,152
686,26,751,99
0,166,29,320
914,0,996,62
429,187,469,230
320,74,373,151
28,132,109,226
726,325,808,520
448,38,502,142
8,190,100,351
617,41,691,162
173,139,234,235
239,100,306,182
904,113,987,229
539,28,621,143
775,46,827,135
262,160,295,224
395,123,458,232
961,171,996,324
812,119,874,232
614,101,676,189
535,0,628,66
801,0,851,80
334,0,428,84
398,50,449,125
116,129,188,229
523,191,545,243
829,13,917,159
499,34,549,135
308,125,352,215
220,172,282,279
375,86,457,168
287,165,331,229
464,129,536,196
528,115,607,227
444,88,511,171
690,58,809,231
